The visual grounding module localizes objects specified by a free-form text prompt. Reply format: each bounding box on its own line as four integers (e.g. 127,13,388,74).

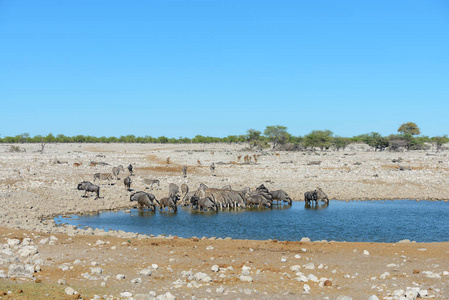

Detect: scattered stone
294,254,301,259
363,250,370,255
131,277,142,284
379,272,390,279
95,240,106,246
239,275,253,282
90,267,103,274
336,296,352,300
304,263,315,270
116,274,126,280
120,292,133,297
211,265,220,272
300,237,310,242
290,265,301,272
368,296,379,300
413,269,420,274
387,263,397,268
58,279,66,285
324,280,332,286
151,264,159,269
64,287,76,295
303,284,311,293
206,246,214,250
281,257,287,263
140,268,152,276
8,264,34,278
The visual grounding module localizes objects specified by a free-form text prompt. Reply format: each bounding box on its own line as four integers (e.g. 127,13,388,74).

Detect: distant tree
432,135,449,152
356,132,389,151
263,125,290,150
398,122,420,136
246,129,262,148
18,133,30,143
303,130,333,150
332,136,351,151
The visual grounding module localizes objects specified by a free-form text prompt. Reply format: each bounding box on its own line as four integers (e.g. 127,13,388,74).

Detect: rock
73,259,82,264
120,292,133,297
7,239,21,246
116,274,126,280
8,264,34,278
206,246,214,250
151,264,159,269
294,254,301,259
18,246,38,257
90,267,103,274
304,263,315,270
413,269,419,274
404,290,418,299
281,257,287,263
379,272,390,279
336,296,352,300
303,284,311,293
95,240,106,246
58,279,66,285
290,265,301,272
418,290,428,297
363,250,370,255
131,277,142,284
295,274,308,282
324,280,332,286
300,237,310,242
216,287,225,294
211,265,220,272
135,295,152,300
239,275,253,282
308,274,318,282
368,296,379,300
140,268,152,276
387,263,396,267
64,287,76,295
398,239,411,243
39,238,49,244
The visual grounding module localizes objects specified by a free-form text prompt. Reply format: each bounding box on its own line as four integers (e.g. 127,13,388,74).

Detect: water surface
55,200,449,243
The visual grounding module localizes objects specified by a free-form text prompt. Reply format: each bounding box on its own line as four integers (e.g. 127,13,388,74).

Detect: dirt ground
0,143,448,299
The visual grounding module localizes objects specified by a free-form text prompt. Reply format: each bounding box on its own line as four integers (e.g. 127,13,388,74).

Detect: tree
432,135,449,152
246,129,261,148
356,132,389,151
332,136,351,151
263,125,290,150
303,130,333,150
398,122,420,136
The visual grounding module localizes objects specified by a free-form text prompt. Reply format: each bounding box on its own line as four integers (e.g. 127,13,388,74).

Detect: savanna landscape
0,138,449,299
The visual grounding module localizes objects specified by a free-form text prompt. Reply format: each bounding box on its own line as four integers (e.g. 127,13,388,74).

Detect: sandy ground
0,143,448,299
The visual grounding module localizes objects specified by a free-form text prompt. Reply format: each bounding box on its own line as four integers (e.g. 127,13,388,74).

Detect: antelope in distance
73,162,82,169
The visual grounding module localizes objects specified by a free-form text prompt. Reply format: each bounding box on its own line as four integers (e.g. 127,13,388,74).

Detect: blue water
54,200,449,243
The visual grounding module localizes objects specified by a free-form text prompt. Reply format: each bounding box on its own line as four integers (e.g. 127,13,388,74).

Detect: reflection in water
55,201,449,243
304,201,330,210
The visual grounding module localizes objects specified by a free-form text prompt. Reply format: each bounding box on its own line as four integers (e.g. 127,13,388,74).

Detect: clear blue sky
1,1,448,138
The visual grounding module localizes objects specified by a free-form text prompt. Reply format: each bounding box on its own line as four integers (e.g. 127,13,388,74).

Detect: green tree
332,136,351,151
398,122,420,135
356,132,389,151
263,125,290,150
246,129,261,148
432,135,449,152
303,130,333,150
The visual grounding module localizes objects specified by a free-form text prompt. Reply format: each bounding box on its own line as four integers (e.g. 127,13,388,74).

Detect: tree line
1,122,448,151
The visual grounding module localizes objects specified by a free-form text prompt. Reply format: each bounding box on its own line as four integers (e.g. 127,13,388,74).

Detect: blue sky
1,1,448,138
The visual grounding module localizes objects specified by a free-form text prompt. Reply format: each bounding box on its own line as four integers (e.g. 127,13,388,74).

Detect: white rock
65,287,76,295
281,257,287,263
216,287,225,294
151,264,159,269
443,271,449,276
393,289,405,297
50,236,58,241
95,240,106,246
7,239,21,246
294,254,301,259
300,238,310,242
140,268,152,276
73,259,82,264
308,274,318,282
90,267,103,274
295,275,308,282
18,246,38,257
405,290,418,299
379,272,390,279
363,250,370,255
116,274,126,280
304,263,315,269
211,265,220,272
131,277,142,284
303,284,311,293
290,265,301,272
39,238,49,244
120,292,133,297
206,246,214,250
368,295,380,300
418,290,428,297
239,275,253,282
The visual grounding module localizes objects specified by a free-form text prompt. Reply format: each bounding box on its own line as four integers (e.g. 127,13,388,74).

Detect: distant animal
246,194,272,208
237,155,242,162
112,165,125,180
93,173,114,182
181,183,189,196
89,161,98,168
182,165,187,178
210,162,215,175
128,164,133,176
304,190,318,205
130,191,159,211
124,176,132,190
144,179,160,190
77,181,100,199
271,189,292,205
315,187,329,203
190,195,218,212
166,157,171,164
254,156,258,163
210,151,214,155
197,159,202,166
73,162,82,169
275,153,280,158
159,196,178,212
169,183,180,199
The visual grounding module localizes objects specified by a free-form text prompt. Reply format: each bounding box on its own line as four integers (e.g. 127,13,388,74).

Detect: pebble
304,263,315,270
211,265,220,272
290,265,301,272
363,250,370,255
303,284,311,293
116,274,126,280
140,268,152,276
368,296,379,300
64,287,76,295
239,275,253,282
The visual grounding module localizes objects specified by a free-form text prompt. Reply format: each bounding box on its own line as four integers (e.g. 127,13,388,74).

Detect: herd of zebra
128,183,294,213
76,162,330,212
